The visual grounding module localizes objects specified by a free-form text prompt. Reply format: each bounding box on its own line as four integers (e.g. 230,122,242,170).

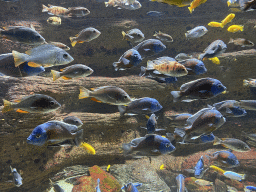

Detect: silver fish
198,40,227,60
10,166,22,187
185,26,208,39
122,28,145,43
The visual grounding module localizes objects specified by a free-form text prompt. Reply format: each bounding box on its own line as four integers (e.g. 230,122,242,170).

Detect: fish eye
75,120,79,123
165,143,170,148
218,84,222,88
48,19,53,23
35,134,41,138
93,30,96,33
124,96,127,99
36,36,41,39
50,101,55,105
63,54,68,59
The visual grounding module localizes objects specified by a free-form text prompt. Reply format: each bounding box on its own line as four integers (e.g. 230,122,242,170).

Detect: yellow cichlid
80,142,96,155
208,22,223,28
208,57,220,65
221,14,235,27
227,25,244,33
210,165,225,174
188,0,208,13
160,164,165,170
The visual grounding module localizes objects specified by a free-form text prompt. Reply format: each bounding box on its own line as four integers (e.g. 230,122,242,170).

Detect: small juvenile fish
133,39,166,58
2,94,61,113
208,57,220,65
80,142,96,155
47,16,61,25
113,49,142,71
228,38,254,47
49,179,64,192
188,0,208,13
122,134,175,156
12,44,74,67
213,100,247,117
122,29,145,43
121,183,142,192
198,40,227,60
171,77,226,102
185,26,208,39
176,174,187,192
175,107,226,143
213,137,251,152
194,156,205,178
105,0,142,10
206,150,240,167
79,86,132,105
51,64,93,81
209,165,225,174
153,31,173,42
0,26,45,45
69,27,101,47
27,120,83,146
42,4,69,16
242,131,256,141
96,178,101,192
10,166,22,187
66,7,90,17
227,25,244,33
179,59,207,75
118,97,162,116
106,165,111,172
49,42,70,50
224,171,245,181
243,78,256,87
146,60,188,77
63,116,83,127
160,164,165,170
195,179,213,186
146,11,164,16
175,53,193,61
221,13,235,27
208,21,223,28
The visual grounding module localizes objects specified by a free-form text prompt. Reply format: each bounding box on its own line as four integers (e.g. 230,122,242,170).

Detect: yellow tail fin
79,87,91,99
2,99,14,113
121,31,126,40
243,79,249,86
12,50,27,67
188,6,193,13
69,37,77,47
51,70,61,81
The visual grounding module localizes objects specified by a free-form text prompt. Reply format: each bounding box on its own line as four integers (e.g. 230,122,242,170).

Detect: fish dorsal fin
186,107,211,125
180,78,203,91
16,109,29,113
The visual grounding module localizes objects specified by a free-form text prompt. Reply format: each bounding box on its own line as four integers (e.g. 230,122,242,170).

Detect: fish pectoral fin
186,67,192,71
121,57,130,65
28,62,42,68
143,48,151,52
208,123,213,127
91,98,102,103
190,135,200,140
226,108,233,114
151,149,159,153
153,70,161,74
142,108,150,111
16,109,29,113
62,76,72,80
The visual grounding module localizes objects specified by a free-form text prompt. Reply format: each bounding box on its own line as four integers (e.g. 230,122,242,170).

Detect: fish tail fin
185,32,188,39
12,50,28,67
174,127,186,138
188,6,193,13
74,129,83,146
122,143,133,155
79,87,91,99
42,4,49,12
139,66,146,77
241,174,246,180
105,2,109,7
170,91,181,102
113,62,120,71
51,70,61,81
241,25,244,31
213,136,222,145
153,31,158,36
118,105,126,116
69,37,77,47
147,60,155,70
2,99,14,113
121,31,126,40
228,38,233,44
243,79,249,86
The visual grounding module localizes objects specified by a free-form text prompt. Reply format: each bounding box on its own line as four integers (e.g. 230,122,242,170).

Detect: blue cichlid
10,166,22,187
27,120,83,147
171,77,226,102
118,97,162,116
121,183,142,192
96,178,101,192
176,174,187,192
122,134,175,156
194,156,205,178
206,150,240,167
113,49,142,71
179,59,207,75
200,133,215,143
141,114,165,134
198,40,227,60
133,39,166,58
